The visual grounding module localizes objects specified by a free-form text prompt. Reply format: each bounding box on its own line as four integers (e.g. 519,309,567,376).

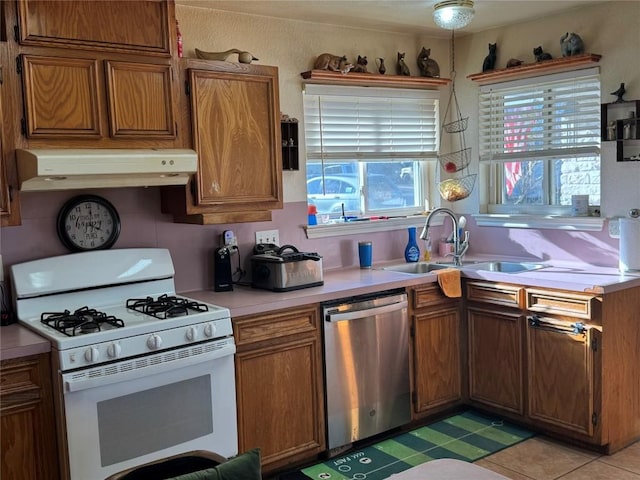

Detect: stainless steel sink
467,261,546,273
379,262,452,274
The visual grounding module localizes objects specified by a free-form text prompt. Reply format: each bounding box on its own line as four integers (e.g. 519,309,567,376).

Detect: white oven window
98,375,213,466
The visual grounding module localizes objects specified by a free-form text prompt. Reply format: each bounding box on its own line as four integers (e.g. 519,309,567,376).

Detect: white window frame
303,84,439,225
478,68,601,217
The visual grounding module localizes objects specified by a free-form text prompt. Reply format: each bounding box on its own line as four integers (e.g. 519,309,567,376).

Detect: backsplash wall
0,188,620,296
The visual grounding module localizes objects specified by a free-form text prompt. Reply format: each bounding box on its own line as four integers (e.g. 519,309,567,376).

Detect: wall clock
57,195,121,252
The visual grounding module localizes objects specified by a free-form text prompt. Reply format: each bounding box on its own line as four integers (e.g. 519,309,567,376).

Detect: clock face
57,195,121,252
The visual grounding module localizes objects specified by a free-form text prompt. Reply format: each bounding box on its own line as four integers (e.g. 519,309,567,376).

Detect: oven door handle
63,342,235,393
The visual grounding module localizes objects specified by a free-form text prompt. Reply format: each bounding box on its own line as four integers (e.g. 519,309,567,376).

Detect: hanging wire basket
439,174,477,202
438,147,471,173
443,116,468,134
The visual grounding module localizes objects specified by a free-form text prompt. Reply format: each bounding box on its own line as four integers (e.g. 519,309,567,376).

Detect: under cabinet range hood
16,148,198,191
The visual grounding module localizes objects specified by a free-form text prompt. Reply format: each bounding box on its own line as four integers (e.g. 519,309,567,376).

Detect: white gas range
11,248,238,480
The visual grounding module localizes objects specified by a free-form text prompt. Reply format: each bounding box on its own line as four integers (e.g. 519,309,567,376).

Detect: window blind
479,68,601,163
303,85,439,161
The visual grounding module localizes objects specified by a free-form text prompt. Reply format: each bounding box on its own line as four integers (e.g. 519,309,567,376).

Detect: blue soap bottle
405,226,420,262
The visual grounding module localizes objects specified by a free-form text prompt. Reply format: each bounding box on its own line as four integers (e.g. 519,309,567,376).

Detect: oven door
61,339,237,480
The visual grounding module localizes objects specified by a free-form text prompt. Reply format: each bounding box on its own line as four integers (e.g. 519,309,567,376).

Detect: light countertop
183,256,640,318
0,323,51,361
3,256,639,358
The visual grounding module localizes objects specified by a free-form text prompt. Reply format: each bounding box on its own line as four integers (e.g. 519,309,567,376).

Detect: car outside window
303,85,439,219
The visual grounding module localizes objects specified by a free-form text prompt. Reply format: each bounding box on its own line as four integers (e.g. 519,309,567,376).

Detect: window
479,68,600,214
303,85,439,218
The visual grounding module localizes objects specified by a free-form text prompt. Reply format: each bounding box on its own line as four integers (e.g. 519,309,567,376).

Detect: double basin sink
380,260,547,275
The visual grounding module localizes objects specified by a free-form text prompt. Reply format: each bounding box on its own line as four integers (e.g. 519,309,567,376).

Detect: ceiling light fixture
433,0,475,30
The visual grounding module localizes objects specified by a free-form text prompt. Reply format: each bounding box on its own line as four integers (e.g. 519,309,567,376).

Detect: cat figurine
482,43,497,72
352,55,369,73
396,52,411,76
313,53,349,71
506,58,523,68
533,46,553,62
376,57,386,75
560,32,584,57
416,47,440,78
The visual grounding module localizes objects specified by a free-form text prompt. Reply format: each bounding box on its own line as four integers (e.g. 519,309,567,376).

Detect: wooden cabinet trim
466,281,523,309
526,288,600,320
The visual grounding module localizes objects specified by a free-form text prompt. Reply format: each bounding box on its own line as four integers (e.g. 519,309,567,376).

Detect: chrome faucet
420,207,469,266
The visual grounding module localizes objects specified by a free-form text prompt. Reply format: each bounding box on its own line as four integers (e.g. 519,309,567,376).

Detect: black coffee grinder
214,231,235,292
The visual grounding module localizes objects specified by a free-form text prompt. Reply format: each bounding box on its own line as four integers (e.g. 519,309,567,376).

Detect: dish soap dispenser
405,226,420,262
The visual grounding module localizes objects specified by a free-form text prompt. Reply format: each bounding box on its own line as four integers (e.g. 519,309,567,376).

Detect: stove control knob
186,326,198,342
203,323,216,338
147,334,163,350
84,346,100,363
107,343,122,358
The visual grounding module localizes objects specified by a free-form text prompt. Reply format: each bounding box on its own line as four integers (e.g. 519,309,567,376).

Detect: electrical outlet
255,229,280,245
608,218,620,238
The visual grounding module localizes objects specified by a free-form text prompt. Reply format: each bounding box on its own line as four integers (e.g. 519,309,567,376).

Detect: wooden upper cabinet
189,66,281,210
161,60,282,224
105,60,175,138
20,54,178,143
21,54,102,138
17,0,171,56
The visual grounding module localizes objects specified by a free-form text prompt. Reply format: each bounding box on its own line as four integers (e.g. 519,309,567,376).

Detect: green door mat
299,410,534,480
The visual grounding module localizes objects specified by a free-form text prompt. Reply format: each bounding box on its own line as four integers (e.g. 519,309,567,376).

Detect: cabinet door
235,335,325,472
234,306,324,473
188,67,282,213
468,306,525,415
0,354,59,480
17,0,171,55
105,60,176,139
527,315,601,437
413,304,462,413
21,54,103,138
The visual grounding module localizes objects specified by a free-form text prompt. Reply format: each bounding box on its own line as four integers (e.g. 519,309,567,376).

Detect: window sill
304,215,430,239
473,214,605,231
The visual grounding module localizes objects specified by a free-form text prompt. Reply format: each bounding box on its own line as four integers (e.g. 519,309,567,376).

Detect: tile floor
475,436,640,479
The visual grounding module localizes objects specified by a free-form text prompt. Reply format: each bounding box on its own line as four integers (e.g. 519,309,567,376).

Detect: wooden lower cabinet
409,284,463,417
464,280,640,452
233,305,325,474
467,306,525,415
526,315,601,438
0,353,59,480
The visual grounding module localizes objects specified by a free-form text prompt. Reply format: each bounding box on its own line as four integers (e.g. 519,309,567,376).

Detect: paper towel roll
619,218,640,272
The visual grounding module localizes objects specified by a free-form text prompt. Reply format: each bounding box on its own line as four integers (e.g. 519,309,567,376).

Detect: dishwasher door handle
326,300,408,322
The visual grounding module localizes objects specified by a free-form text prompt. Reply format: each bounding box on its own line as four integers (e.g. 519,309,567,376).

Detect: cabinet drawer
233,306,319,347
411,283,454,309
0,356,43,410
526,289,600,320
466,281,523,309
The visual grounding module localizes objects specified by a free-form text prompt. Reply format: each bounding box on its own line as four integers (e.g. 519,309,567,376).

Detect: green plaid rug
299,410,534,480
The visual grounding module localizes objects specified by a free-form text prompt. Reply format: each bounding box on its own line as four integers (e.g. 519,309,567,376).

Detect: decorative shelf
300,70,451,89
467,53,602,85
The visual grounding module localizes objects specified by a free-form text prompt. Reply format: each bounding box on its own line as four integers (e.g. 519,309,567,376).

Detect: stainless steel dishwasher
322,289,410,452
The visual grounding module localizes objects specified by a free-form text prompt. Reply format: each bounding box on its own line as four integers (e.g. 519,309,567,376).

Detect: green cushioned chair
104,449,261,480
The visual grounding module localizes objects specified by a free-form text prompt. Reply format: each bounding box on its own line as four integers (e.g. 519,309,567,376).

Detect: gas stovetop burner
41,307,125,337
126,294,209,320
